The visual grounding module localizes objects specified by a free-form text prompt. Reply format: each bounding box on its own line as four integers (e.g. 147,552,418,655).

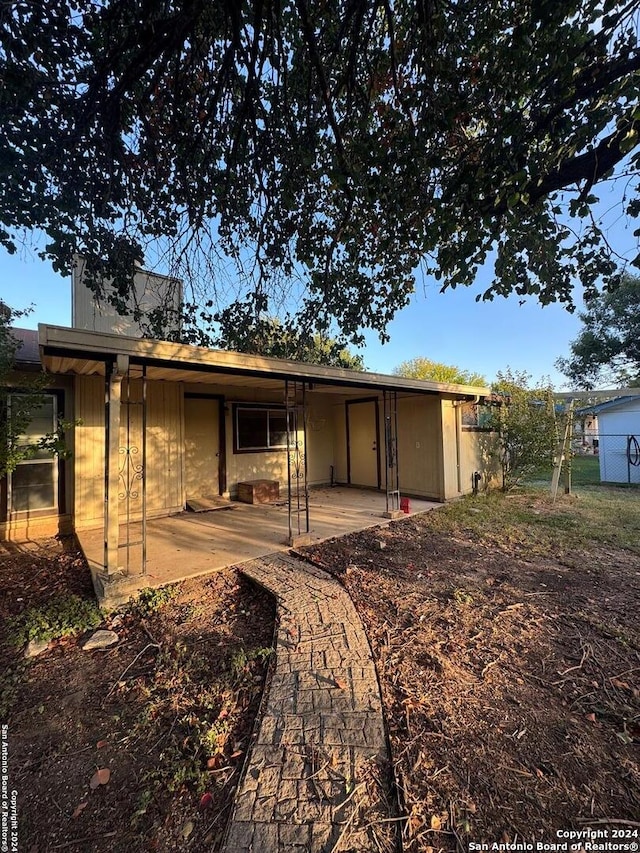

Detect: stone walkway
221,552,392,852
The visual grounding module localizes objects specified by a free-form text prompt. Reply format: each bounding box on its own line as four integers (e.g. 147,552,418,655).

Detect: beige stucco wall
306,394,336,487
441,399,459,499
39,375,493,536
226,443,293,496
220,385,295,498
181,382,326,498
327,393,445,500
332,400,349,483
459,429,500,491
73,375,105,528
146,381,183,513
222,395,335,496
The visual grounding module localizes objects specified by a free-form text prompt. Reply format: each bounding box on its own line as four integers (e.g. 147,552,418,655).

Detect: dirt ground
2,486,639,852
305,488,640,851
0,537,275,852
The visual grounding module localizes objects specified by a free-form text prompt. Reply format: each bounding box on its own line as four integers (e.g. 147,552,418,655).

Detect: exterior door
347,400,380,488
184,397,220,498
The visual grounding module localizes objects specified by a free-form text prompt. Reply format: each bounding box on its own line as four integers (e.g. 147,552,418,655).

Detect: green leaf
620,129,638,155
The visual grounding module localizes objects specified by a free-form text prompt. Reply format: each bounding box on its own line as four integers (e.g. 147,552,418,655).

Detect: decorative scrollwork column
118,445,143,501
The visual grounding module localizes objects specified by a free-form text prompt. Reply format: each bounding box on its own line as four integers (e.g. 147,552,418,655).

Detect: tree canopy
393,356,485,386
1,0,639,345
214,313,365,368
556,273,640,388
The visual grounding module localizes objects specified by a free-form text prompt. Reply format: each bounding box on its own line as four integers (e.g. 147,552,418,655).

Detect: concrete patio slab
77,487,437,595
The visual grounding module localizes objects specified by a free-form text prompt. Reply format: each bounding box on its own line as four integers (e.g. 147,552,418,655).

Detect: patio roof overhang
38,324,490,399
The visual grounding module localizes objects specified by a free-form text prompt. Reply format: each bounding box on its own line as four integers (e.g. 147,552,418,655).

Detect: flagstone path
221,552,392,852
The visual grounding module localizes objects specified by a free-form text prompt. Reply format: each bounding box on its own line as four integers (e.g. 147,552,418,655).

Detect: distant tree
393,357,485,386
214,312,365,370
488,369,558,490
556,274,640,389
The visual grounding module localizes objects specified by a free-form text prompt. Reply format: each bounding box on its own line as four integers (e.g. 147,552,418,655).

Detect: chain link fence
572,433,640,486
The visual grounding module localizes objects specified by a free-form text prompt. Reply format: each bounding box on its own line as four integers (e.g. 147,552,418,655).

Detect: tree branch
294,0,351,177
492,118,640,217
529,49,640,138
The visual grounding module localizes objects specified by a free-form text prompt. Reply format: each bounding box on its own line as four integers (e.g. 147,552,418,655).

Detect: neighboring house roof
575,396,640,416
9,327,41,365
38,324,490,399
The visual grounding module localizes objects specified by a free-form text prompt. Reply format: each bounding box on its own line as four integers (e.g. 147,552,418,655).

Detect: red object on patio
400,497,410,514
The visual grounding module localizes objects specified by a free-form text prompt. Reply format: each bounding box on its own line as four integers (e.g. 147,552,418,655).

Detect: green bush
8,594,101,647
134,585,176,615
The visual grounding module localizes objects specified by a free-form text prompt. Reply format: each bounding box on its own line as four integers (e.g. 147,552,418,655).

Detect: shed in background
576,396,640,485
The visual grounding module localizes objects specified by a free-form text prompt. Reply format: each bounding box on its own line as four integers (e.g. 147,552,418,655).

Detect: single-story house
576,396,640,484
3,322,499,602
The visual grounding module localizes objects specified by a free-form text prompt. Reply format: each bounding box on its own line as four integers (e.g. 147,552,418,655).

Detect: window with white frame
8,394,58,513
234,405,295,452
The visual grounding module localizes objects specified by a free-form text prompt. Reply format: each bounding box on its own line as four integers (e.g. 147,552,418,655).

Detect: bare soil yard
1,485,638,852
0,539,275,852
305,486,640,851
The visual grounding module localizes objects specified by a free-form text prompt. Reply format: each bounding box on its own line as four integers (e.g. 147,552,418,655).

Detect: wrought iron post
116,362,146,576
104,356,127,575
383,390,400,514
142,364,147,573
286,380,292,544
285,380,309,544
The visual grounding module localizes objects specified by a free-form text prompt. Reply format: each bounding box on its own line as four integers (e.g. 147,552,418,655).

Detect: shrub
8,594,101,647
134,585,176,615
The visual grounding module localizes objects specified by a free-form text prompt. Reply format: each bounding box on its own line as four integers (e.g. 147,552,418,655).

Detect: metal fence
571,433,640,486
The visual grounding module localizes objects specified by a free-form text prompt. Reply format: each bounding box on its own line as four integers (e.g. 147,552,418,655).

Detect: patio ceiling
39,323,490,400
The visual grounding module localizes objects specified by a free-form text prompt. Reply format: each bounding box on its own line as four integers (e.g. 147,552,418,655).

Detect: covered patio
36,324,493,604
77,486,437,595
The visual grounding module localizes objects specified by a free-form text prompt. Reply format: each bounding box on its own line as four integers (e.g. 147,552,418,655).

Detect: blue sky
361,280,582,385
1,243,583,386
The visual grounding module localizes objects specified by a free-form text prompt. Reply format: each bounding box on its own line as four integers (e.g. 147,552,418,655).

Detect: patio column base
91,568,148,609
287,532,312,548
382,510,404,520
